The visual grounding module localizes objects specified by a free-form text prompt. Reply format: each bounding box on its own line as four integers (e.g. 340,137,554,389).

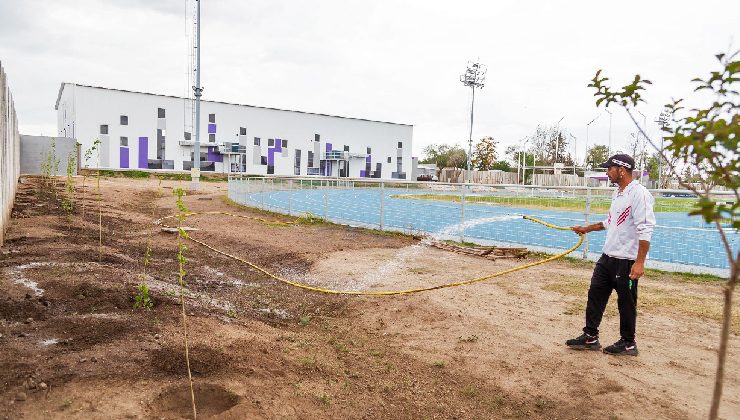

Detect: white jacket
602,180,656,260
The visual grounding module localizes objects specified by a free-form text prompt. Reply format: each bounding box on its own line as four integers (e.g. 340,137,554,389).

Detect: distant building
413,161,438,179
586,169,650,187
55,83,413,179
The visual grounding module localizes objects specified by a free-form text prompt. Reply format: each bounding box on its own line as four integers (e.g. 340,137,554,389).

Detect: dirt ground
1,175,738,420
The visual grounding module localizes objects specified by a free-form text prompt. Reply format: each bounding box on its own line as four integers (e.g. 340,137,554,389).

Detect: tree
589,51,739,420
585,144,609,169
627,133,650,176
421,143,468,182
420,143,468,170
446,147,467,169
646,151,678,188
525,125,574,167
472,136,498,170
491,161,512,171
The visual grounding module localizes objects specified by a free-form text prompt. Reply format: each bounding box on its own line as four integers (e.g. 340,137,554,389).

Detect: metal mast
656,109,671,189
191,0,203,190
459,61,486,183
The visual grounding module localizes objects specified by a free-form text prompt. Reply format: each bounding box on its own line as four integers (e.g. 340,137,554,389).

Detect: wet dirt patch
0,296,49,322
150,383,239,419
46,316,136,351
150,344,231,376
0,348,34,393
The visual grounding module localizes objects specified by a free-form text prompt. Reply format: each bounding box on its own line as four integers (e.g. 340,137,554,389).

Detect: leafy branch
589,50,738,420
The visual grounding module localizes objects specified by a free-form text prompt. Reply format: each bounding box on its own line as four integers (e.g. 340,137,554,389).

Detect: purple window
120,147,129,168
207,147,223,163
138,137,148,168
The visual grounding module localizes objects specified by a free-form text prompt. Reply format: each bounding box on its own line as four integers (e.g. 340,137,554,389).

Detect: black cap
599,154,635,170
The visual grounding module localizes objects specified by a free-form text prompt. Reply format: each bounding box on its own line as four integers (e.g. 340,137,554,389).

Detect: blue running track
230,186,737,271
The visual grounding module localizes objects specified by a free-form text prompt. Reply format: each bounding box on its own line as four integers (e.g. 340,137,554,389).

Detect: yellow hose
157,212,582,296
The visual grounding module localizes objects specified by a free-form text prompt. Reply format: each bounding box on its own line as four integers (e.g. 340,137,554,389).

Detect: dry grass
543,279,740,334
496,279,532,297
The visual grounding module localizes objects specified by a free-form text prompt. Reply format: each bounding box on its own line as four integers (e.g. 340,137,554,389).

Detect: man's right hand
571,226,588,235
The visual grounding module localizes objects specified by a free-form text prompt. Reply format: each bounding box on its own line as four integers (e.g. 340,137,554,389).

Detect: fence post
227,175,232,200
460,184,466,243
379,182,384,230
288,179,293,216
261,178,265,209
583,186,591,259
323,186,328,220
245,177,249,205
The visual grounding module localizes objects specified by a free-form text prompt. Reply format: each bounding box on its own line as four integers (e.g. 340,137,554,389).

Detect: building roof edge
58,83,414,127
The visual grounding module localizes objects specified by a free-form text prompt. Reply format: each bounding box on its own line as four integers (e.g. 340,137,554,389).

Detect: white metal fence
0,62,21,247
228,175,737,276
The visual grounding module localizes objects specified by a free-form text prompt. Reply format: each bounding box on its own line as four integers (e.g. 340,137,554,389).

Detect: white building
55,83,413,179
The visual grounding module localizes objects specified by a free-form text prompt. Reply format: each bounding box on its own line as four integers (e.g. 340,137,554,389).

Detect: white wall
1,62,21,246
20,135,77,176
57,84,413,179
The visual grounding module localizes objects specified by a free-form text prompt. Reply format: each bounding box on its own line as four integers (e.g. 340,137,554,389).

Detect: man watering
566,154,656,356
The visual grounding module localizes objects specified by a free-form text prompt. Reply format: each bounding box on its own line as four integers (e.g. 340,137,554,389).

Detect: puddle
4,261,105,297
255,308,291,319
38,338,59,347
229,279,262,288
201,265,225,277
144,276,237,314
201,265,260,288
82,313,122,319
6,262,52,296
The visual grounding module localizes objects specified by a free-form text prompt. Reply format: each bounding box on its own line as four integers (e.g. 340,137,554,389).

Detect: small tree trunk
708,263,737,420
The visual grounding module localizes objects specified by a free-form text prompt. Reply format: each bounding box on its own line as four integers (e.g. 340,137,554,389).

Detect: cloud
104,0,184,16
1,0,739,157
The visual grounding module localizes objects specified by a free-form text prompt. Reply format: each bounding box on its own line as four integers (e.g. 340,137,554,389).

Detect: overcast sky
1,0,737,163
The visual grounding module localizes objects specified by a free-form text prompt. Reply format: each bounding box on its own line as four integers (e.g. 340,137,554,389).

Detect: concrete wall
20,135,78,176
56,83,413,179
0,61,21,246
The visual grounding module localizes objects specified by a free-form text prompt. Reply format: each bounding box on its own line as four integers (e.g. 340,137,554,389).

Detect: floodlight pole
517,136,526,184
656,109,671,189
467,87,475,182
568,133,577,175
521,138,529,185
191,0,203,190
460,61,486,184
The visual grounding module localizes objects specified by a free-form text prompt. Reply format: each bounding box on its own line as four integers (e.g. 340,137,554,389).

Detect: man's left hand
630,261,645,280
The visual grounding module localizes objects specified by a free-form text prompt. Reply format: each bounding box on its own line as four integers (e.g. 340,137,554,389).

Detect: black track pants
583,254,639,341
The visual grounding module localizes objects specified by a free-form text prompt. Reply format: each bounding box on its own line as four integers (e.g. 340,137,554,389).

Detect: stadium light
460,61,486,183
